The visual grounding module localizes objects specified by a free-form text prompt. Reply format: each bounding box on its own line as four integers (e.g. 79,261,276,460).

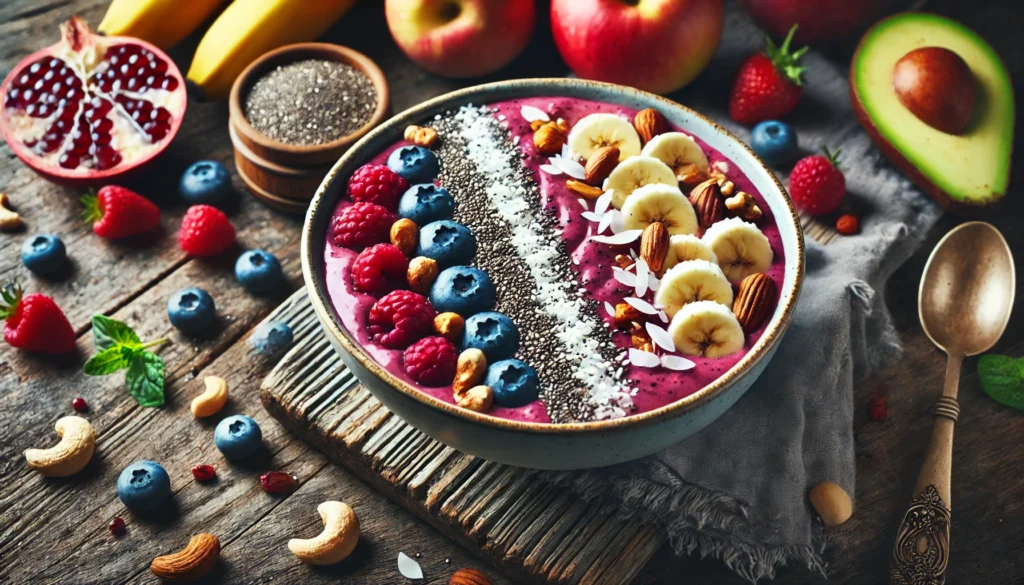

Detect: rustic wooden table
1,1,1020,584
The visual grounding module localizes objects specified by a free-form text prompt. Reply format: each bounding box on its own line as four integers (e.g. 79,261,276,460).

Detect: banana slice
641,132,710,178
605,156,678,209
567,113,641,162
621,184,698,236
662,234,718,272
668,300,746,358
655,260,734,318
702,217,773,284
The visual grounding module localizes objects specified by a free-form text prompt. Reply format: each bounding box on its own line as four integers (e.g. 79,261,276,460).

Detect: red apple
740,0,885,45
550,0,724,95
385,0,536,78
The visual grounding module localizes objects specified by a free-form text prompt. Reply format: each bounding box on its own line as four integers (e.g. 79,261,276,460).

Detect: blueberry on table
167,288,215,334
387,145,439,183
398,184,455,225
485,359,540,408
417,220,476,268
750,120,798,166
180,160,232,205
249,321,293,355
20,234,66,275
462,312,519,361
214,414,263,460
429,266,495,317
235,249,283,295
116,460,171,511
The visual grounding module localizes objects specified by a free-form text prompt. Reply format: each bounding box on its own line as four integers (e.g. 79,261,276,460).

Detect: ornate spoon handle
889,354,961,585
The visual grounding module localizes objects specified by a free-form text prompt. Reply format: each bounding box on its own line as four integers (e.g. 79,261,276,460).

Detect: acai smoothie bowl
301,79,804,469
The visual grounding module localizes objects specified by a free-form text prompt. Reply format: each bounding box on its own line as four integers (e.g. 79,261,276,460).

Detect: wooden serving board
260,289,665,585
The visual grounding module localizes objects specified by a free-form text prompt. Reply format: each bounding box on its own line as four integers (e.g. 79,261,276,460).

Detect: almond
455,385,493,413
533,121,567,155
404,125,439,148
407,256,439,294
634,108,668,144
150,533,220,582
453,349,487,394
689,178,725,229
566,179,604,199
450,567,492,585
733,273,777,332
614,302,643,330
584,145,619,185
390,218,418,256
725,191,763,222
434,312,464,341
639,222,669,273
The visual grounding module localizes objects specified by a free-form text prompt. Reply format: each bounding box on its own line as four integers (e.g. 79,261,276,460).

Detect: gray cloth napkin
544,8,943,582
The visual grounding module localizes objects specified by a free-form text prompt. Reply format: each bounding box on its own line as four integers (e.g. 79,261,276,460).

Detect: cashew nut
288,501,360,565
24,416,95,477
150,533,220,582
190,376,228,419
0,193,21,230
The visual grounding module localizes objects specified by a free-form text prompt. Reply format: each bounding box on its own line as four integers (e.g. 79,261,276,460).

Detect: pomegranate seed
868,394,887,421
191,464,216,481
260,471,298,494
71,397,87,412
108,516,126,536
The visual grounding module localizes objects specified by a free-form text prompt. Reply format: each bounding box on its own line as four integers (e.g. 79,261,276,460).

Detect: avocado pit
892,46,976,135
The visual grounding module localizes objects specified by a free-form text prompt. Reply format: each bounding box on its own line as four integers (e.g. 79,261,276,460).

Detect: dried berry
868,394,887,421
71,397,88,412
191,464,216,481
836,214,859,235
109,516,126,536
260,471,298,494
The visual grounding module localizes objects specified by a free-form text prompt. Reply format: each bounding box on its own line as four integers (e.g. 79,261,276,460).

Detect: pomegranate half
0,17,187,186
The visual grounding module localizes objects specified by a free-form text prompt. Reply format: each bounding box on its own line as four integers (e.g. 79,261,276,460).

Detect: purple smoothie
324,97,786,424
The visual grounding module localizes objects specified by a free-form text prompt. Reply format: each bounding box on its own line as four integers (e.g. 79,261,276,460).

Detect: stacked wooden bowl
228,44,390,214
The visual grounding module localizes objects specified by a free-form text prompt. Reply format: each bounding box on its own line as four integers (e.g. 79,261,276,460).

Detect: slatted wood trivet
260,289,665,585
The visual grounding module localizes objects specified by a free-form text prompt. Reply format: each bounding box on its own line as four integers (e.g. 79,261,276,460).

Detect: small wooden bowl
229,122,329,203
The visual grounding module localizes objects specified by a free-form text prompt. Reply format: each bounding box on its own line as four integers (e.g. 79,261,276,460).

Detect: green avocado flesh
852,13,1014,207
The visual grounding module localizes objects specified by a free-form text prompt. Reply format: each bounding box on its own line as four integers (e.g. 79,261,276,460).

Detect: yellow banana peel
187,0,359,101
98,0,229,50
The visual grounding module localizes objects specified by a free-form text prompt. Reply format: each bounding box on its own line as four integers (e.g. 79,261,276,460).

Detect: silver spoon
889,221,1015,584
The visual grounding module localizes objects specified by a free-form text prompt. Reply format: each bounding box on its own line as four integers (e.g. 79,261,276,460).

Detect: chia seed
243,59,376,146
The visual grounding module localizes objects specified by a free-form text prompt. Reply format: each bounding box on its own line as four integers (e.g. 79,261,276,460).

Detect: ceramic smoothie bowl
301,79,804,470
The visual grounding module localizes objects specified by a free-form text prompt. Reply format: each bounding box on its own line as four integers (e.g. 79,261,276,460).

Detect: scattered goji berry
71,397,88,412
868,394,887,421
109,516,126,536
191,464,216,481
260,471,298,494
836,214,859,235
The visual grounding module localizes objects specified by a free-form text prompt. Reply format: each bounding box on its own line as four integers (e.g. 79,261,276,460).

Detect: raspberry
404,336,458,386
368,290,436,349
330,202,396,250
352,244,409,295
178,204,235,257
347,164,408,210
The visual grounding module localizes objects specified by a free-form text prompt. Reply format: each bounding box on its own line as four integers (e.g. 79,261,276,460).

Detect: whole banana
187,0,359,101
98,0,229,50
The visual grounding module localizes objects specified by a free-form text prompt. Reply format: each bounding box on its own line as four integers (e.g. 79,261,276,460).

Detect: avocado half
850,13,1014,211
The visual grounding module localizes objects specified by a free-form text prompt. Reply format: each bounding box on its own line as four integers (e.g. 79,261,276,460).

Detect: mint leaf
92,315,140,351
125,351,165,408
978,355,1024,411
83,346,134,376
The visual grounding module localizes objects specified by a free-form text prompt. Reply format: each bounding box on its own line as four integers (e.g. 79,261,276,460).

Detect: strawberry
178,204,236,257
82,186,161,239
1,283,76,354
789,147,846,216
729,25,808,125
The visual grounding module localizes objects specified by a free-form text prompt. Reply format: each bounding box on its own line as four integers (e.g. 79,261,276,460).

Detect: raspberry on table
330,202,396,250
351,244,409,296
368,290,436,349
404,336,458,386
347,164,409,210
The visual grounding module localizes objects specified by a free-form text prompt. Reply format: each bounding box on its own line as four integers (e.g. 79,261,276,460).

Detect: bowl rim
301,78,805,436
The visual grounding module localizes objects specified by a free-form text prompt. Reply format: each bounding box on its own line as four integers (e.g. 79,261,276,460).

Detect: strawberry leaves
978,355,1024,411
764,25,809,86
83,315,167,407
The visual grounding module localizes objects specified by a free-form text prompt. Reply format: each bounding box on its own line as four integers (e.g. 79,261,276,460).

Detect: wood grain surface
0,1,1020,584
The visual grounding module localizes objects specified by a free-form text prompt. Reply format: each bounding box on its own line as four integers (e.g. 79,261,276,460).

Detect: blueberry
214,414,263,460
429,266,495,317
398,184,455,225
167,288,215,334
20,234,66,275
117,460,171,511
462,312,519,361
417,220,476,268
750,120,798,166
180,160,232,205
386,145,439,183
485,359,539,407
249,321,293,355
235,249,283,295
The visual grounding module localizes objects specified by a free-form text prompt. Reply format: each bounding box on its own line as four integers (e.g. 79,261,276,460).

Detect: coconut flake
595,191,613,215
551,156,586,180
604,301,616,317
612,267,637,287
539,164,562,176
591,229,642,246
648,273,660,292
625,297,658,315
609,210,626,234
581,211,604,223
398,552,423,579
658,309,669,323
629,348,661,368
646,322,676,352
597,211,613,234
578,197,589,210
713,160,730,174
661,355,696,371
521,104,550,123
635,258,650,297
